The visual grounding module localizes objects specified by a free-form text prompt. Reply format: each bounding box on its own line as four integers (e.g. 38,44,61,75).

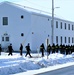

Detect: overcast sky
0,0,74,22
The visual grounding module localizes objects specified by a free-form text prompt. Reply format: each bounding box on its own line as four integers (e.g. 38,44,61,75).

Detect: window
56,36,58,44
56,21,58,28
21,15,24,19
60,22,62,29
21,33,24,36
3,17,8,25
68,37,70,43
72,25,73,30
2,37,4,41
68,24,70,30
60,36,62,44
65,37,66,43
72,37,73,43
65,23,66,29
72,25,74,30
6,37,9,41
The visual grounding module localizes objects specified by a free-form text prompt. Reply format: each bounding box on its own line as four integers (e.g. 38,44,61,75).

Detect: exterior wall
54,18,74,45
0,2,74,52
0,2,32,51
31,13,51,51
31,12,74,52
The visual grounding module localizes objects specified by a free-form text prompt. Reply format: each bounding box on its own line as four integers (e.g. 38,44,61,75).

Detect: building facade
0,1,74,52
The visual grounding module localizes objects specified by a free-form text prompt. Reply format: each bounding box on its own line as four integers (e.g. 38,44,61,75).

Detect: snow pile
34,53,74,67
0,52,74,75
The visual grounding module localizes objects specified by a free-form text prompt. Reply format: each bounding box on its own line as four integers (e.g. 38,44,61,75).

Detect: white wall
0,2,74,52
31,13,51,51
0,2,32,51
54,18,74,45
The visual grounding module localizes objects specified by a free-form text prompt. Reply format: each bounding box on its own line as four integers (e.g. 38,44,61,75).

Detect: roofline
0,1,74,23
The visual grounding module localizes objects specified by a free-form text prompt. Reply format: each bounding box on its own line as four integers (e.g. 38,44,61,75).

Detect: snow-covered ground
0,52,74,75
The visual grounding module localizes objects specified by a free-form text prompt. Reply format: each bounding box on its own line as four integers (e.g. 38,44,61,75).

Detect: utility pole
52,0,54,45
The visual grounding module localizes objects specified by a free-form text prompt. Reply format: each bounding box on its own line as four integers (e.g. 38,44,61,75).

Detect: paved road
36,65,74,75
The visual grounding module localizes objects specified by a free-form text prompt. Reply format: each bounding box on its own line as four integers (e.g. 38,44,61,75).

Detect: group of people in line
19,43,32,57
0,43,32,57
0,43,74,57
40,43,74,57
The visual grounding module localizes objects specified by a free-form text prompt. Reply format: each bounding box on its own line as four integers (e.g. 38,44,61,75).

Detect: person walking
40,43,45,57
20,44,23,56
52,43,55,53
8,44,13,56
55,44,59,53
25,43,32,57
47,44,51,55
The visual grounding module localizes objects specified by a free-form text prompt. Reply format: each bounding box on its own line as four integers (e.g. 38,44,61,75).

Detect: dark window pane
21,15,24,19
6,37,9,41
56,21,58,28
3,17,8,25
21,33,24,36
2,37,4,41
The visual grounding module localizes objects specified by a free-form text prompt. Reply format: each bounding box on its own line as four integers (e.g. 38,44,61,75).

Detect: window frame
3,17,8,25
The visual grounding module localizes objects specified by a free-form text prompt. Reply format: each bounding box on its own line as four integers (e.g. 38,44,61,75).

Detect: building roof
0,1,74,23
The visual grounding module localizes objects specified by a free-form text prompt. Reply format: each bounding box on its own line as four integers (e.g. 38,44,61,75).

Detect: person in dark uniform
40,43,45,57
65,45,68,55
0,44,2,55
55,44,59,53
8,44,13,56
47,44,51,55
52,43,55,53
71,45,73,54
72,45,74,53
68,45,71,54
59,44,62,54
20,44,23,56
62,44,65,54
25,43,32,57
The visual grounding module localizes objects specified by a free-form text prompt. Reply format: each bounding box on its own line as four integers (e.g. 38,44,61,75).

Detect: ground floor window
56,36,58,44
55,36,74,44
2,36,9,42
60,36,62,44
6,37,9,41
2,33,10,42
65,37,66,43
2,37,4,41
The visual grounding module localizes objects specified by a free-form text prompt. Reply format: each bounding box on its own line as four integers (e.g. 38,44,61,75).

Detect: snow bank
0,52,74,75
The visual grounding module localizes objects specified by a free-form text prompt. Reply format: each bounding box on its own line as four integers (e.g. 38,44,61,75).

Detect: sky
0,0,74,21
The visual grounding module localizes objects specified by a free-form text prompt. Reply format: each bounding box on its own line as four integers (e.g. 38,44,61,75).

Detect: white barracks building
0,1,74,52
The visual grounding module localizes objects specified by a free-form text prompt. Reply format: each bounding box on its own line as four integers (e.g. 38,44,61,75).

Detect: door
1,33,10,51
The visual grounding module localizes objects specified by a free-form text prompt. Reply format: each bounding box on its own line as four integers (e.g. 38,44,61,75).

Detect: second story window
68,24,70,30
65,23,66,29
3,17,8,25
72,25,74,30
60,22,62,29
21,15,24,19
56,21,58,28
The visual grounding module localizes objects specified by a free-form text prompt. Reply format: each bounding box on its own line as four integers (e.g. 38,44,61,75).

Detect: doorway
1,33,10,51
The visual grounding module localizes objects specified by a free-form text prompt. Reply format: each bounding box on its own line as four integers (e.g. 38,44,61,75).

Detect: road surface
37,65,74,75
